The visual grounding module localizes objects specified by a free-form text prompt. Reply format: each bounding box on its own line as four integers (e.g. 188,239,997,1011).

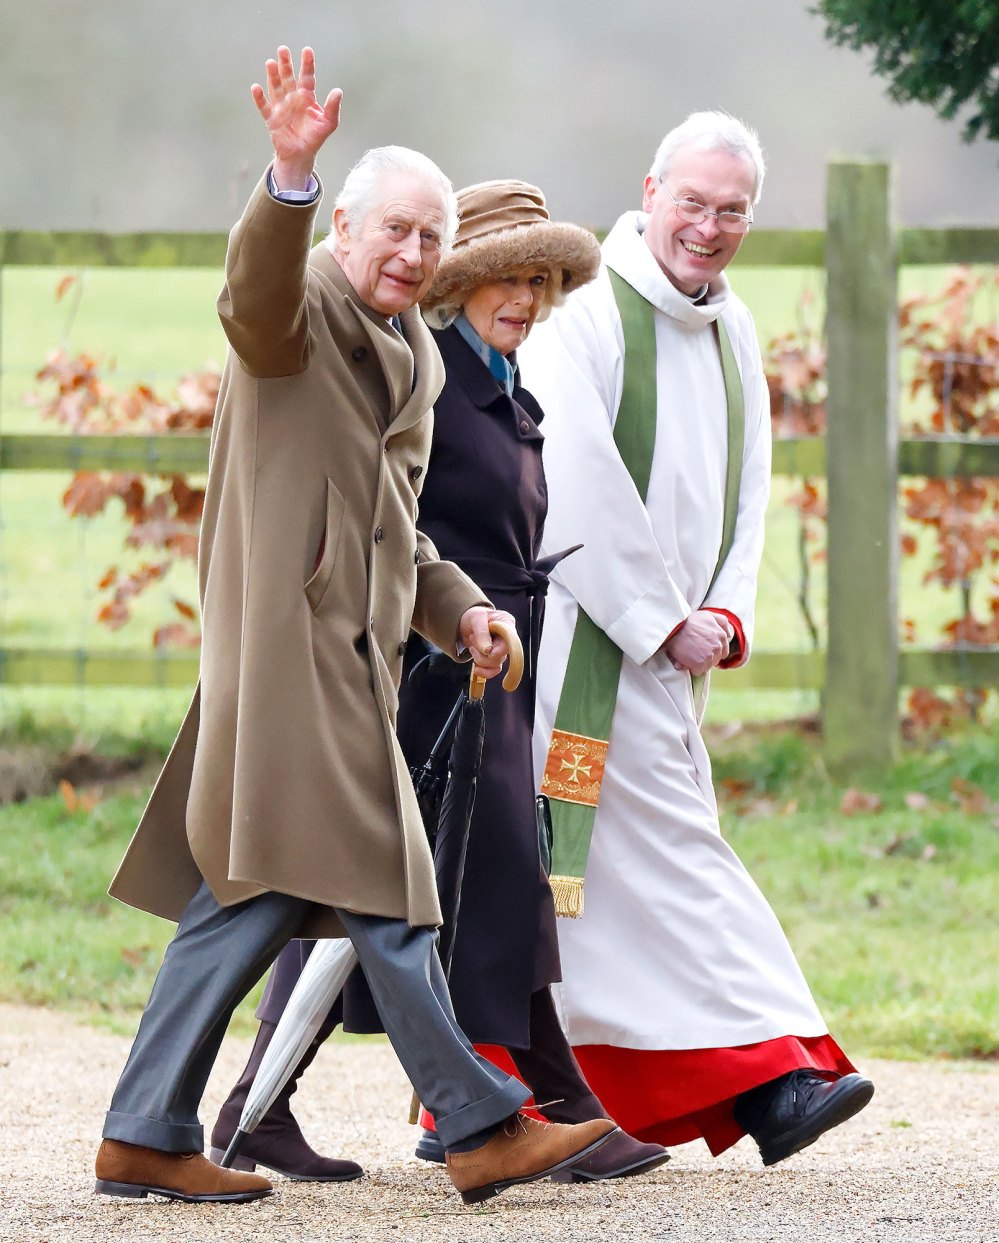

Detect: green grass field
712,724,999,1061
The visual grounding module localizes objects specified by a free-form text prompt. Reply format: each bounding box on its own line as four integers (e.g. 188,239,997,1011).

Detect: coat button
409,465,423,481
374,526,384,543
520,419,530,434
351,346,368,363
369,617,375,631
414,549,421,565
397,641,407,656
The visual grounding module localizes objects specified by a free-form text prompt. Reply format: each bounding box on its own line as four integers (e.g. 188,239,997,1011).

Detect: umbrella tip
218,1129,250,1169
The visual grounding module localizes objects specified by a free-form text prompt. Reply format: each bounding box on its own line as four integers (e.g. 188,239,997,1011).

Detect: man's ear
332,207,351,252
642,175,657,214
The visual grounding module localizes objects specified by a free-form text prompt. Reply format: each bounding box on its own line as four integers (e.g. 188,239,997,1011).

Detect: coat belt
457,547,581,681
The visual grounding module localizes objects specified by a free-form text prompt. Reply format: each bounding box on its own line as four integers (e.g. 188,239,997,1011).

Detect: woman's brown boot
210,1020,363,1182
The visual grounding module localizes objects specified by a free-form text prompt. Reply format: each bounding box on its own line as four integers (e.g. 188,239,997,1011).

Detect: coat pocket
305,477,347,612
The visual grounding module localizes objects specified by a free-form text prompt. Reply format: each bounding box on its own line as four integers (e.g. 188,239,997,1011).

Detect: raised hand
251,46,343,191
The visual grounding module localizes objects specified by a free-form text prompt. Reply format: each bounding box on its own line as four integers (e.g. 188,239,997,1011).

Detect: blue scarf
454,314,516,396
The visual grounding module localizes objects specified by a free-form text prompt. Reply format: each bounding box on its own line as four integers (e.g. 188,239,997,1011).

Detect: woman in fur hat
210,182,669,1185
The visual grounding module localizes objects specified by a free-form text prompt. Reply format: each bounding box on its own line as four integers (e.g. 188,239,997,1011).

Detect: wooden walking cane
469,617,524,698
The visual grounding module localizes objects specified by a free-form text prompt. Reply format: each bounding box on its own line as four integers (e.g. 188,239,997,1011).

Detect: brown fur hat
422,179,601,327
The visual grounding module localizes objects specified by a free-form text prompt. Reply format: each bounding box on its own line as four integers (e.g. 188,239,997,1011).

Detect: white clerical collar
602,211,729,329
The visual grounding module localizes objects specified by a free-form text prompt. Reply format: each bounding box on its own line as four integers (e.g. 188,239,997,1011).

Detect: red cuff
664,618,686,645
704,607,746,668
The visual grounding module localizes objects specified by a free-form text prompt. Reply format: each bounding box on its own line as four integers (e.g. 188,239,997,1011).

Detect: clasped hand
663,609,733,677
458,608,517,681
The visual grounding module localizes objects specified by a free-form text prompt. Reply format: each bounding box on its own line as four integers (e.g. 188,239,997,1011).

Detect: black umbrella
408,686,465,846
420,619,523,978
431,688,485,977
405,621,522,1124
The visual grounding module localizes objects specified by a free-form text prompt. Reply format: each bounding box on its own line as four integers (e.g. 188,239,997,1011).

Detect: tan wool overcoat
109,171,487,937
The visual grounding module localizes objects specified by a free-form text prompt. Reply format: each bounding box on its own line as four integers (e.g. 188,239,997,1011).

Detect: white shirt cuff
267,170,320,203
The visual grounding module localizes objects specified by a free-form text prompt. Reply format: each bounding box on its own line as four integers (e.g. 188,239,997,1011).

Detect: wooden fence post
823,161,899,774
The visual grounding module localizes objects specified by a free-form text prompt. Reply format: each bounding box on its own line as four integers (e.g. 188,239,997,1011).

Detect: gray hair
333,145,459,250
648,111,766,206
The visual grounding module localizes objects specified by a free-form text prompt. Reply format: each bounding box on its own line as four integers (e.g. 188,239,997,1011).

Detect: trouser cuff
434,1076,529,1151
103,1109,204,1153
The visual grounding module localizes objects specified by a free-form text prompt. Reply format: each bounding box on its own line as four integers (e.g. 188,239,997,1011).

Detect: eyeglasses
660,182,753,235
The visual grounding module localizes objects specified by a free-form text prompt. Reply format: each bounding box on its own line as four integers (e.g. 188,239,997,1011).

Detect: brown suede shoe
551,1128,670,1182
446,1114,618,1205
209,1133,363,1183
95,1139,272,1203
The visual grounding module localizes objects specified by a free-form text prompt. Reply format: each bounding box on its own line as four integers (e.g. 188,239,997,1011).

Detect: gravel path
1,1003,996,1243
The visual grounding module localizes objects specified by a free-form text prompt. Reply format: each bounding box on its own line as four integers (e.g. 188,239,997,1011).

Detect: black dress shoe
734,1070,875,1167
414,1127,446,1164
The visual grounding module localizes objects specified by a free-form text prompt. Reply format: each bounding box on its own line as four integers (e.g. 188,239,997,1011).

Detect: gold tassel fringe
550,874,584,919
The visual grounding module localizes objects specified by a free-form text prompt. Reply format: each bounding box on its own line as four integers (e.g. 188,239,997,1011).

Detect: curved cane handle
469,618,525,701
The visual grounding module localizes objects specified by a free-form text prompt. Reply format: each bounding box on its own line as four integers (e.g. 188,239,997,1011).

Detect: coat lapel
435,325,545,441
309,244,423,421
351,310,414,417
390,306,445,436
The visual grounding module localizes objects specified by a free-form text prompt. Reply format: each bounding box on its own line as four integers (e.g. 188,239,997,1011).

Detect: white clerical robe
519,211,828,1051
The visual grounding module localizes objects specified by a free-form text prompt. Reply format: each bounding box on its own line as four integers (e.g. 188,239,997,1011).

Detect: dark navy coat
392,324,562,1049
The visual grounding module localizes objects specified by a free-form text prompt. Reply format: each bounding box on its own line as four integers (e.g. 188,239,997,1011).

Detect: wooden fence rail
5,431,999,478
5,225,999,269
2,160,999,775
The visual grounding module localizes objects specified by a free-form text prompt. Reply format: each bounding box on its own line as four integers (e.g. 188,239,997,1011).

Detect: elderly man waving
93,46,615,1208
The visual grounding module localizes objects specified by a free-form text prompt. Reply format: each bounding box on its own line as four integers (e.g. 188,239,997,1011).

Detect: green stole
542,266,745,918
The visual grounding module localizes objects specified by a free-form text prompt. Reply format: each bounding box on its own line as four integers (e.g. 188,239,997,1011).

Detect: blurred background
4,0,998,231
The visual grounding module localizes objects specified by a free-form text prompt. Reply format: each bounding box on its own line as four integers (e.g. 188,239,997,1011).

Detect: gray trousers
259,941,607,1124
102,882,529,1152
